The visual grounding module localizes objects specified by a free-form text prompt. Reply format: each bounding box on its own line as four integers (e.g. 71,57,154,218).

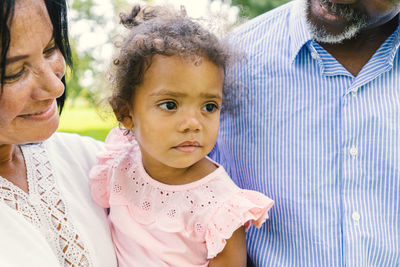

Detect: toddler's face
123,55,224,177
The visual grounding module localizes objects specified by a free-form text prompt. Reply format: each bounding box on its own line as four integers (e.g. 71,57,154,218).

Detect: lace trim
0,143,93,267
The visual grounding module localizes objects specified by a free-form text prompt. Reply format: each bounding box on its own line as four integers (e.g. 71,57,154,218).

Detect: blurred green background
59,104,117,141
59,0,290,141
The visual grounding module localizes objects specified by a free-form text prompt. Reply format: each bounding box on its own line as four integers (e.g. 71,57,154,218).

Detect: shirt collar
289,0,313,63
386,19,400,66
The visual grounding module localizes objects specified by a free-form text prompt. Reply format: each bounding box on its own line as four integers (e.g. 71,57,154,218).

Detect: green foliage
67,0,112,105
231,0,291,18
71,0,105,23
65,0,291,110
111,0,135,14
59,105,117,141
62,0,295,141
66,39,95,102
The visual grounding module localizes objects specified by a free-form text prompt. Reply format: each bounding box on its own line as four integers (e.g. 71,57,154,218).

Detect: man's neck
318,15,399,77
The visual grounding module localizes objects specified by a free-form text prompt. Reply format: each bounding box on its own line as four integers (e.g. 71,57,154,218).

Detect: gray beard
299,0,368,44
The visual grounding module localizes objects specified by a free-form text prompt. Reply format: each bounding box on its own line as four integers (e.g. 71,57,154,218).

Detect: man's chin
306,20,364,44
301,0,367,44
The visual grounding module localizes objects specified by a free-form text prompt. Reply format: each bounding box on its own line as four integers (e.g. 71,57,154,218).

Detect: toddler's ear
117,104,134,130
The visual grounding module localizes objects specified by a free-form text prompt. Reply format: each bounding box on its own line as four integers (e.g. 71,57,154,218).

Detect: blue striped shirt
210,1,400,266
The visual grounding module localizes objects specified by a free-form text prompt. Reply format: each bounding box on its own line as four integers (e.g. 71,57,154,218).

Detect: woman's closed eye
3,67,25,83
202,103,219,113
44,44,58,58
158,101,177,111
3,43,58,83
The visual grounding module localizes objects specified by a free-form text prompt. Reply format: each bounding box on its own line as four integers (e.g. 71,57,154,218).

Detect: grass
58,104,118,141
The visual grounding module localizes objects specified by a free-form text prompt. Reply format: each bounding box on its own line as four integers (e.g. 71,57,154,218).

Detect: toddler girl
90,5,273,267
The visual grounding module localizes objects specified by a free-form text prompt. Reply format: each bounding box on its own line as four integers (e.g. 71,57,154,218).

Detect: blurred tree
67,0,115,105
66,39,95,103
231,0,290,18
66,0,290,105
111,0,135,15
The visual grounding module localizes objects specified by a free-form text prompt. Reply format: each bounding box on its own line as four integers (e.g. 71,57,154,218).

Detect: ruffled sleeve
89,127,132,208
205,190,273,259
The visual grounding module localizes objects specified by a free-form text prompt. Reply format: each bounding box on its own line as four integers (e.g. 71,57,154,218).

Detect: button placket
352,211,361,226
349,146,358,157
351,87,359,97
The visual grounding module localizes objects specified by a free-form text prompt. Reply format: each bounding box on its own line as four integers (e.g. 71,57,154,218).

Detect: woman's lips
173,141,201,153
19,101,57,120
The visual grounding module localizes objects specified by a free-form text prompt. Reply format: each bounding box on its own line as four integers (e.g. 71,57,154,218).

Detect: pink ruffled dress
90,128,274,267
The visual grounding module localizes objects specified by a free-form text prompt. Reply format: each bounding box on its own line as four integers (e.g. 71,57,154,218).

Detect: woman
0,0,117,266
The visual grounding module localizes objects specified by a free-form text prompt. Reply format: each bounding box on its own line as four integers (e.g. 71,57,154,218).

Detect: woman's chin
23,119,60,144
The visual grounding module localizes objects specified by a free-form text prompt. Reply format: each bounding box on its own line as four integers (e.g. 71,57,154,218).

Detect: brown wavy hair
109,4,232,123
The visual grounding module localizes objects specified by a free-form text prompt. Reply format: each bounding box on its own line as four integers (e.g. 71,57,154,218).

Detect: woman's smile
18,101,57,120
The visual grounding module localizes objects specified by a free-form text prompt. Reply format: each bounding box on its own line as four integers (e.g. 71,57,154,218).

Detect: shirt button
351,87,359,96
352,211,361,221
28,194,41,206
349,146,358,157
311,52,318,59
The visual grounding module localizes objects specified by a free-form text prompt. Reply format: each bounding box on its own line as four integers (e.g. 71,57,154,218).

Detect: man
211,0,400,266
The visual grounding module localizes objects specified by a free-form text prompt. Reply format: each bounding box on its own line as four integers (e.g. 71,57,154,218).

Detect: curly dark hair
109,4,232,123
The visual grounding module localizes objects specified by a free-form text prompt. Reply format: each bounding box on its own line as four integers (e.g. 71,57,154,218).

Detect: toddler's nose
178,111,202,133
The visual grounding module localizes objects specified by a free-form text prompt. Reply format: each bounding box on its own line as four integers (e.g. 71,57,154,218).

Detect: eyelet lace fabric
0,143,93,267
90,128,274,262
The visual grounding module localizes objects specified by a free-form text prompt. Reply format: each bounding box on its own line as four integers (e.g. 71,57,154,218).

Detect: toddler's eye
202,103,219,113
158,101,177,110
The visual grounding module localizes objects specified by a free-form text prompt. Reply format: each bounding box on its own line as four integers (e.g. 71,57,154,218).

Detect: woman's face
0,0,66,145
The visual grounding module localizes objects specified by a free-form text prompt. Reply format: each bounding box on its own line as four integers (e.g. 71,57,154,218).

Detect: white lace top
0,133,117,267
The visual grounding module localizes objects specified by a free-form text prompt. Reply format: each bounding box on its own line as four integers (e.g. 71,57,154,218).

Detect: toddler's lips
173,141,201,153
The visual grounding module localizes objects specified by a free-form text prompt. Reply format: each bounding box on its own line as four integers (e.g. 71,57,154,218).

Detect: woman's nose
31,50,66,100
178,111,202,133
